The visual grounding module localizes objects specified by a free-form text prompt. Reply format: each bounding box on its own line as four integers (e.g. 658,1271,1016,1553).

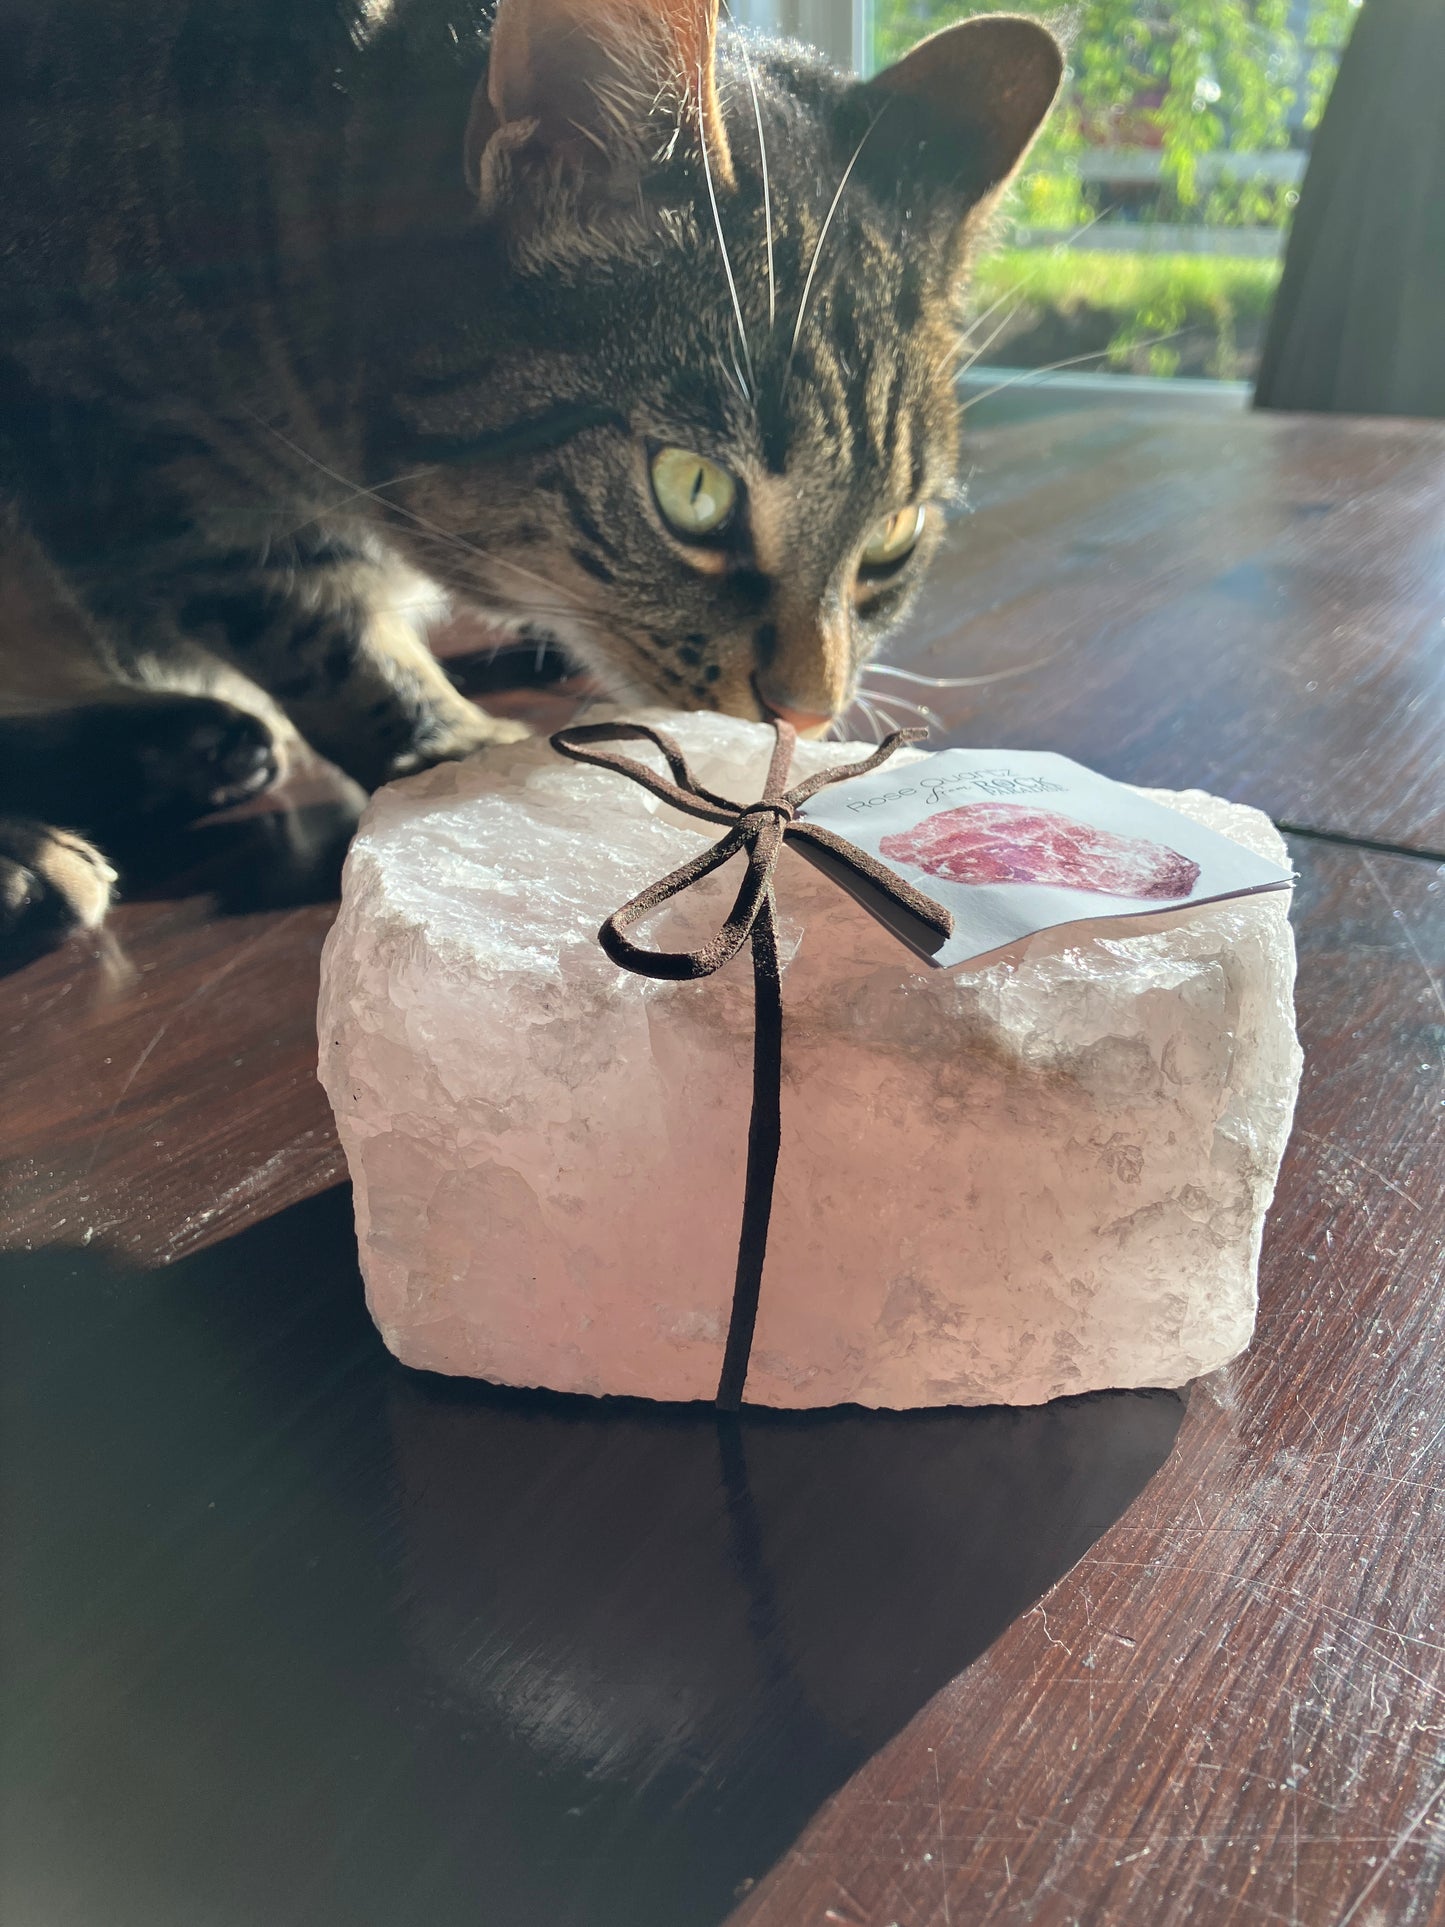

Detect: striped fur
0,0,1059,942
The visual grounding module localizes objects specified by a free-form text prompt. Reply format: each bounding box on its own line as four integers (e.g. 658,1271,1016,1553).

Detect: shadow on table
1,1190,1184,1927
108,784,365,916
92,647,591,927
0,767,367,988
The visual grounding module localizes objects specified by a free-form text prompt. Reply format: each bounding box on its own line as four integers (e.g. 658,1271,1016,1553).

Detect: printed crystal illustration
881,804,1202,899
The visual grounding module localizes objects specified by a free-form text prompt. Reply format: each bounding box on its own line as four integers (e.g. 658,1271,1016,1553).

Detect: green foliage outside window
969,249,1282,378
872,0,1358,230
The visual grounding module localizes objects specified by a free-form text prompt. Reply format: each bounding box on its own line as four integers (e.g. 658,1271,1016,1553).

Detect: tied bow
551,719,954,1411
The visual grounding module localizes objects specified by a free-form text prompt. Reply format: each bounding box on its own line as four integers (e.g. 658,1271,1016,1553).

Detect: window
767,1,1358,384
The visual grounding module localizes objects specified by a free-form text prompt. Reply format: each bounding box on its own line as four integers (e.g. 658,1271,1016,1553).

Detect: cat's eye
651,447,737,539
860,504,925,571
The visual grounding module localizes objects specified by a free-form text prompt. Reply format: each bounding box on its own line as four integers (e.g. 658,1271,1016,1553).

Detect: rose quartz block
317,711,1302,1409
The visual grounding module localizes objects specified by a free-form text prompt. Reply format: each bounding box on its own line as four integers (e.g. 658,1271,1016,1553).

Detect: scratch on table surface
1286,1699,1300,1925
1351,1648,1445,1712
933,1753,952,1927
6,976,74,1030
1363,1382,1401,1481
1285,1390,1329,1447
1358,851,1445,1032
824,1896,870,1927
162,1135,325,1259
1295,1130,1423,1213
1336,1775,1445,1927
1260,1586,1445,1660
1082,1560,1445,1661
874,1792,1401,1853
1373,1415,1445,1507
81,912,300,1178
1189,1873,1318,1927
1031,1606,1070,1654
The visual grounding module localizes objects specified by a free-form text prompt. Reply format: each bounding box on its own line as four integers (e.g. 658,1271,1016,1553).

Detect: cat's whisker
726,339,751,404
958,284,1033,358
950,209,1119,384
961,329,1191,413
414,587,588,637
246,413,598,615
784,104,889,393
957,294,1035,379
391,529,590,622
379,508,593,611
565,118,611,159
858,688,931,734
724,4,775,331
698,63,754,402
956,206,1114,361
393,535,597,624
849,693,888,745
867,647,1074,687
278,465,441,543
855,681,942,730
1062,204,1113,246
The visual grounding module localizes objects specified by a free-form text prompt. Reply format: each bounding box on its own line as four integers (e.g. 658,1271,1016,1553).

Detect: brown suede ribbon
550,719,954,1412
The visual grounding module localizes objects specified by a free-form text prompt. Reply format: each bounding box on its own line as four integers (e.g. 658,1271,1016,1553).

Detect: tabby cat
0,0,1060,949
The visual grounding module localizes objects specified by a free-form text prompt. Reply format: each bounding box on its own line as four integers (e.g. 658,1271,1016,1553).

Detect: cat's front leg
170,549,527,791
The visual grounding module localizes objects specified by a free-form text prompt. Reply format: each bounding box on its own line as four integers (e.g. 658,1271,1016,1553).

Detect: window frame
734,1,873,75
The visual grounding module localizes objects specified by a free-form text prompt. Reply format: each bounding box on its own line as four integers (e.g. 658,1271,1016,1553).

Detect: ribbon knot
551,717,953,1409
739,799,795,832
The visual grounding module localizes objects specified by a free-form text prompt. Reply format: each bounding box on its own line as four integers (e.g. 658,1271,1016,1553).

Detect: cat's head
376,0,1061,734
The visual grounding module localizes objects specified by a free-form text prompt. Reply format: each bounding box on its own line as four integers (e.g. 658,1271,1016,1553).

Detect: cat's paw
385,708,532,780
130,698,284,817
0,819,117,953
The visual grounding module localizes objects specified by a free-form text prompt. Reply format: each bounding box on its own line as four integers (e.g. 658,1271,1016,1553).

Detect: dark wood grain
3,406,1444,1927
733,835,1445,1927
0,859,345,1265
0,682,585,1266
893,407,1445,854
0,782,348,1264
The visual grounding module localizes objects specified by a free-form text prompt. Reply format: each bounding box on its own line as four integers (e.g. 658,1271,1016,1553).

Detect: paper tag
795,749,1294,969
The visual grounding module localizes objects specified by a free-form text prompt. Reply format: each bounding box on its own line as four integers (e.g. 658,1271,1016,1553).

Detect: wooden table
4,402,1443,1927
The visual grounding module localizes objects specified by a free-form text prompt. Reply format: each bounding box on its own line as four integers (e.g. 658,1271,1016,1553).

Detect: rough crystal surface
318,710,1303,1409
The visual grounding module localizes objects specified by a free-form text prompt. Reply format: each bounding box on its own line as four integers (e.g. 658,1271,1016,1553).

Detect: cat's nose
752,676,834,739
752,603,851,734
768,700,834,737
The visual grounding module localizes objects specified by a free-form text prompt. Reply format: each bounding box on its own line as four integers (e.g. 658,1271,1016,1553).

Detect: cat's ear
467,0,733,206
859,13,1063,212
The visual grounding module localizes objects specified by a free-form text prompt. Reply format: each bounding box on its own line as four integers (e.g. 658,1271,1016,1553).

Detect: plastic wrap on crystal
318,711,1302,1409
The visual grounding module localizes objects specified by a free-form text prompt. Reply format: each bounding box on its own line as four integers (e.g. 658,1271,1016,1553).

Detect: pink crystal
317,711,1302,1409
